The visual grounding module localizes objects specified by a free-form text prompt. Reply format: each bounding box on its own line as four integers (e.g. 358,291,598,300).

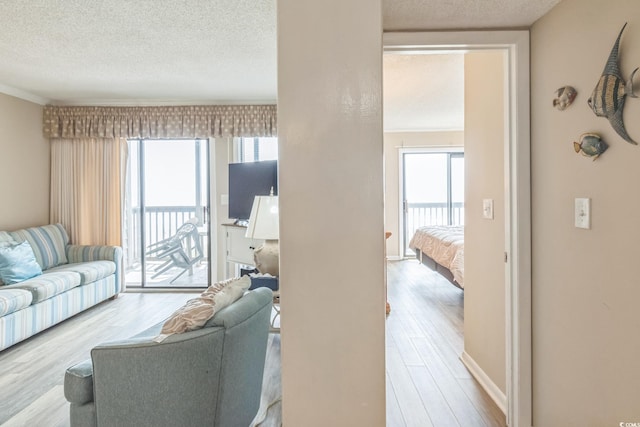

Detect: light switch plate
482,199,494,219
575,198,590,229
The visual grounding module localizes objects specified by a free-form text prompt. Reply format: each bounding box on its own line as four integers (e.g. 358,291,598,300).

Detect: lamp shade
245,195,279,240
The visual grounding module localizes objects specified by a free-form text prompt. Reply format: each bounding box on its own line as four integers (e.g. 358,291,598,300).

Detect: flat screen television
228,160,278,221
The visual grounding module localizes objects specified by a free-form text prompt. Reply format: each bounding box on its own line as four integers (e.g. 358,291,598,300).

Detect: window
237,137,278,162
402,149,464,255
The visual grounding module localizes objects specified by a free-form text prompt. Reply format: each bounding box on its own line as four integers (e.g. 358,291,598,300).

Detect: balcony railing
405,202,464,254
125,203,464,264
126,206,202,265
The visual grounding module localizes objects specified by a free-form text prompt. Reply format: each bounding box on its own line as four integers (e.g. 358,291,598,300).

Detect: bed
408,225,464,289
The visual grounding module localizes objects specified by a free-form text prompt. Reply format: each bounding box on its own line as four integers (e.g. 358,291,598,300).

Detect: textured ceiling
383,0,562,31
0,0,561,129
0,0,277,105
384,53,464,132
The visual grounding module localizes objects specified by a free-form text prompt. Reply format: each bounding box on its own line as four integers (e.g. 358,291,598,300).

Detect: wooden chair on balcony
146,221,204,284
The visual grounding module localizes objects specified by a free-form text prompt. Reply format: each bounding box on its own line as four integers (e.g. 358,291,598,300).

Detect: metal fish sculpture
574,133,608,160
553,86,577,110
587,23,639,145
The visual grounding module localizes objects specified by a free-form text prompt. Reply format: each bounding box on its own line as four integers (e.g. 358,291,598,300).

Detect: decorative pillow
0,232,18,285
154,275,251,342
0,231,17,247
0,241,43,285
9,224,69,270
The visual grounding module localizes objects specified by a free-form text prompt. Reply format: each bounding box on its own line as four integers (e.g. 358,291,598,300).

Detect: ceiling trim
384,126,464,133
0,84,50,105
52,99,278,107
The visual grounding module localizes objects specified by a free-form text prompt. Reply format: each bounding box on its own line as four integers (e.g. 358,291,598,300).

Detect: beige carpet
251,333,282,427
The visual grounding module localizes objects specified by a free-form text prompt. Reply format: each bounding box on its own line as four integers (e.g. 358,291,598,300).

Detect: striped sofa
0,224,122,352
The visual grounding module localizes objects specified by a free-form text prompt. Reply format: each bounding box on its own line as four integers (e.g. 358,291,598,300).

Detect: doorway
384,31,531,427
125,138,211,289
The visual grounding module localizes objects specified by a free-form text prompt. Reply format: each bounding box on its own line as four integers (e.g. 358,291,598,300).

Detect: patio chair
146,222,204,284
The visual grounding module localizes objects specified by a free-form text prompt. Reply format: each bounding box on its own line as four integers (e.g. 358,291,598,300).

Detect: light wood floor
0,292,281,426
0,260,504,426
386,259,506,427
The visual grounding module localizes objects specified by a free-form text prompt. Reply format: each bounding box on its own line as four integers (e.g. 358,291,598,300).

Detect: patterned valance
43,104,277,139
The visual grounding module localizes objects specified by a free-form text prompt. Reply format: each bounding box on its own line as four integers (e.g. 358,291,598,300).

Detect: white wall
0,93,49,230
463,50,506,394
212,138,232,282
383,131,464,258
278,0,386,425
531,0,640,423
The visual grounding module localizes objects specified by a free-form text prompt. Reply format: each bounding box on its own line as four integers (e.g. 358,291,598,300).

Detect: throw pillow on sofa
0,231,17,247
154,275,251,342
0,241,43,285
0,231,18,285
9,224,69,270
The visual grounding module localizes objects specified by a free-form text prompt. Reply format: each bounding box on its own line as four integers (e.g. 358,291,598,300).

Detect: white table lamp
245,194,279,276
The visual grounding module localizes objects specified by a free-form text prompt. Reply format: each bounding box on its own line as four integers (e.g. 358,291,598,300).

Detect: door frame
384,31,532,427
127,138,212,289
398,147,464,257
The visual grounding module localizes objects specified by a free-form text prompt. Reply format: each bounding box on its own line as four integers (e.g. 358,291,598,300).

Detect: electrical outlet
483,199,494,219
575,198,590,229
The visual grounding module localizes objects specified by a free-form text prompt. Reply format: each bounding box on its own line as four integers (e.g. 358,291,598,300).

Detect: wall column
277,1,386,425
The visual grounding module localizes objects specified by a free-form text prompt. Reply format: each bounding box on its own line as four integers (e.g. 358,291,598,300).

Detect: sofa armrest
66,245,122,263
66,245,123,292
64,359,94,404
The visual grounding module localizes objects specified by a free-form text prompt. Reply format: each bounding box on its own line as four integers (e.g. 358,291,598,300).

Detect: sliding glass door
402,150,464,256
125,139,210,288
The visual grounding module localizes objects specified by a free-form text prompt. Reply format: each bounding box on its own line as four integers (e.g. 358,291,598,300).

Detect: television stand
222,223,264,277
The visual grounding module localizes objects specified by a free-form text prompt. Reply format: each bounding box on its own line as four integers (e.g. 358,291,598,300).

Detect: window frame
399,146,465,257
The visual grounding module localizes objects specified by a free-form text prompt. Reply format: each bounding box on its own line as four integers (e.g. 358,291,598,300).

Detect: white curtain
50,138,128,247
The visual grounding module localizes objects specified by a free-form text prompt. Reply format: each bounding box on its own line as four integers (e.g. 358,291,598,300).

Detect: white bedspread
408,225,464,288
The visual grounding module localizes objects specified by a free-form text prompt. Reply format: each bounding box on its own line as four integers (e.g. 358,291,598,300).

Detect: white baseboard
460,351,507,415
386,255,403,261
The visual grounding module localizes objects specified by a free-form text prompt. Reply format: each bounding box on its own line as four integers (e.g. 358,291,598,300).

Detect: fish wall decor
553,86,577,110
574,133,608,160
587,23,639,145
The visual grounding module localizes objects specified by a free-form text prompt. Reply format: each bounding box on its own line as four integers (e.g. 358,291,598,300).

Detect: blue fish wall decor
574,133,608,161
587,23,639,145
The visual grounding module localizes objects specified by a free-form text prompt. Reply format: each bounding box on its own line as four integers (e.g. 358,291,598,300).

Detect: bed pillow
154,275,251,342
0,241,43,285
